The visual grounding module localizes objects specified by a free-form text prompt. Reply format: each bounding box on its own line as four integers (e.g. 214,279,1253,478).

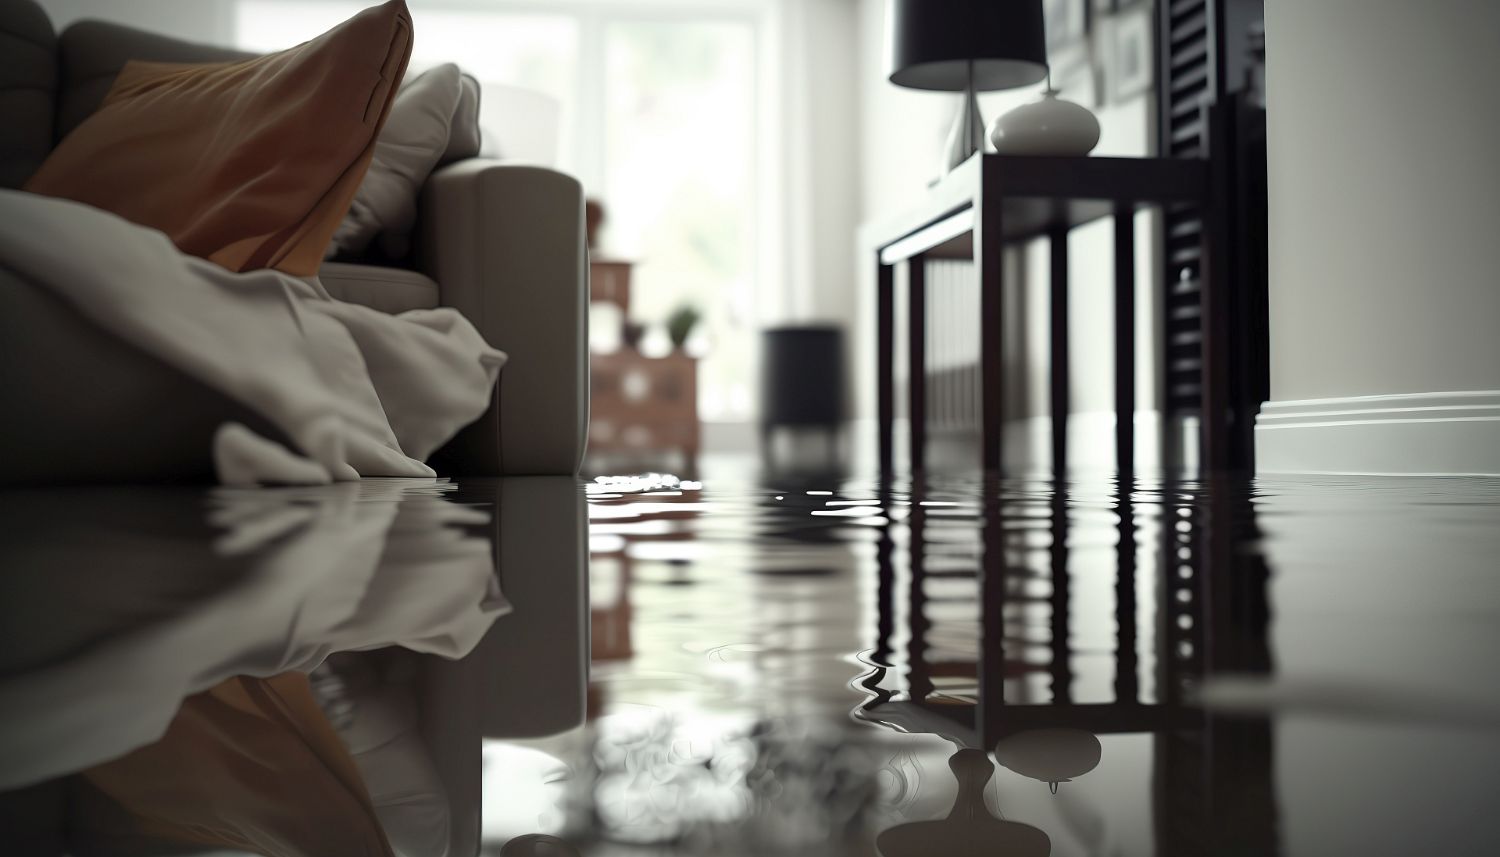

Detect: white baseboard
1256,390,1500,476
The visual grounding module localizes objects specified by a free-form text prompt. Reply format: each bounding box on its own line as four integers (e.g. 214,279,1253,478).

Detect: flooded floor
2,469,1498,856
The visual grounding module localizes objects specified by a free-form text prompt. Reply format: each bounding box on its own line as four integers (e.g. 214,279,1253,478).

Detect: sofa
0,0,588,478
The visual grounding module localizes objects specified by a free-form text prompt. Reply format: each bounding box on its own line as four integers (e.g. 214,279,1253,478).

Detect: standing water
1,472,1497,856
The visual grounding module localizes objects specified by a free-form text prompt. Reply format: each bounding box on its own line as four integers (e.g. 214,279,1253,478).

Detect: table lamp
887,0,1048,173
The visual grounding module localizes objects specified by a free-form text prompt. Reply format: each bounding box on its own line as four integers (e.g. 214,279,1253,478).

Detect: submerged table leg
1115,206,1137,477
877,259,894,477
908,255,927,474
977,181,1005,474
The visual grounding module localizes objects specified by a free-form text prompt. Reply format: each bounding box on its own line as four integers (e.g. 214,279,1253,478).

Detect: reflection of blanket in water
0,480,506,790
0,190,504,485
73,673,396,857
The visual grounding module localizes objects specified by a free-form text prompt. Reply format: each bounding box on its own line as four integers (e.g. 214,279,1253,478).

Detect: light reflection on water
474,471,1500,856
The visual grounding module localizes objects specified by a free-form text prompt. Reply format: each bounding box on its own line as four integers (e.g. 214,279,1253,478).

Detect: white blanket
0,190,505,485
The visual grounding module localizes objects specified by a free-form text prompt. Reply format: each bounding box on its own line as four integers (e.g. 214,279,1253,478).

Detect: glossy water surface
2,471,1498,856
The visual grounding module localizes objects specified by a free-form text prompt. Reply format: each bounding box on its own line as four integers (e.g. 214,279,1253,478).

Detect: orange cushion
25,1,413,276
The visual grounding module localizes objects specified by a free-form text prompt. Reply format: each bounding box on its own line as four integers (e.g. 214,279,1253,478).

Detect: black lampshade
887,0,1048,92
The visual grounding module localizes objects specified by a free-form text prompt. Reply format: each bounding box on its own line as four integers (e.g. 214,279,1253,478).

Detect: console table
870,152,1224,475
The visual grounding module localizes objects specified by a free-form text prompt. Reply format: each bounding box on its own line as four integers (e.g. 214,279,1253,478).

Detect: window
601,19,757,418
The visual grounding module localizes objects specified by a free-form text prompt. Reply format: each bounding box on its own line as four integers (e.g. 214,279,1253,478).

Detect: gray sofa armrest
417,159,588,476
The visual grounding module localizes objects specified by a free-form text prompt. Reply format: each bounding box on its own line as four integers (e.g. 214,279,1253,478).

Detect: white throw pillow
327,63,471,261
442,72,483,164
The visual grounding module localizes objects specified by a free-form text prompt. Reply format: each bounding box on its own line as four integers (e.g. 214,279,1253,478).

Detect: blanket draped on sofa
0,191,504,485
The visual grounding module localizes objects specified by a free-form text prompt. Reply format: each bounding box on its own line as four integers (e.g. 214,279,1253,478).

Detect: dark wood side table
870,152,1223,476
589,349,700,470
586,255,701,471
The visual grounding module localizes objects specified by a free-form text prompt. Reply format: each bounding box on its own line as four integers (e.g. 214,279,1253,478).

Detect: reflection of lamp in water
993,729,1102,794
876,748,1050,857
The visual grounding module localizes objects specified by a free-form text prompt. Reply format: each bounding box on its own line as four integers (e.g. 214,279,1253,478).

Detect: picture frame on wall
1051,48,1098,109
1048,42,1092,93
1044,0,1087,54
1107,3,1155,104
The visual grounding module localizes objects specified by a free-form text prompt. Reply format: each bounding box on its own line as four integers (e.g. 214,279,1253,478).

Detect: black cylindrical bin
760,326,845,465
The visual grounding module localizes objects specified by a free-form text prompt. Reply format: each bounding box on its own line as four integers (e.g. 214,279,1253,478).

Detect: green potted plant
666,304,702,352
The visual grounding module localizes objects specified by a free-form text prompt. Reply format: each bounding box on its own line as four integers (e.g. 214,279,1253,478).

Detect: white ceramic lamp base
989,89,1101,156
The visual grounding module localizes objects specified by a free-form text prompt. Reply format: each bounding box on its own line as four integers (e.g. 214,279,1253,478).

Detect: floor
1,466,1498,856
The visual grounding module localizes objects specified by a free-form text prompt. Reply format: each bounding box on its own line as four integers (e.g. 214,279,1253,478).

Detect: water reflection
559,472,1498,856
0,477,584,857
0,480,505,790
877,749,1050,857
3,472,1499,856
73,671,396,856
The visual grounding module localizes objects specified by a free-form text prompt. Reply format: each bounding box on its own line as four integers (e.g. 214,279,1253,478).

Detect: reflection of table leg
1159,482,1203,707
1049,484,1072,705
1050,226,1069,476
873,484,896,669
1115,206,1136,477
908,256,927,474
977,178,1005,473
907,480,933,703
978,486,1007,745
878,259,895,477
1115,480,1138,704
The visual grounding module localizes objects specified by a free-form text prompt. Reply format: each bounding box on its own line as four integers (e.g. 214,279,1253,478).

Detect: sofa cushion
25,1,414,277
54,20,254,142
0,0,55,189
319,262,440,314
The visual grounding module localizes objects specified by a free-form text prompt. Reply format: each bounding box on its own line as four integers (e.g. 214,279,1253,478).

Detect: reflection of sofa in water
0,477,589,857
0,481,504,790
315,477,589,856
408,476,590,856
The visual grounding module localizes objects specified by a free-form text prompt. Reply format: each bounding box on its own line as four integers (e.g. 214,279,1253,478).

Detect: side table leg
1115,205,1136,478
1050,224,1070,477
877,259,895,478
977,180,1005,474
908,255,927,475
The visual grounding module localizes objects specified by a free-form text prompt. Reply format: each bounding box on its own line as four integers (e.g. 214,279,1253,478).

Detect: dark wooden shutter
1158,0,1218,419
1158,0,1268,470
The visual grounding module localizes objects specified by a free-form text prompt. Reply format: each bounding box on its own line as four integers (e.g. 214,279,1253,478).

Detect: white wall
1264,0,1500,401
1257,0,1500,475
777,0,862,327
34,0,236,42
